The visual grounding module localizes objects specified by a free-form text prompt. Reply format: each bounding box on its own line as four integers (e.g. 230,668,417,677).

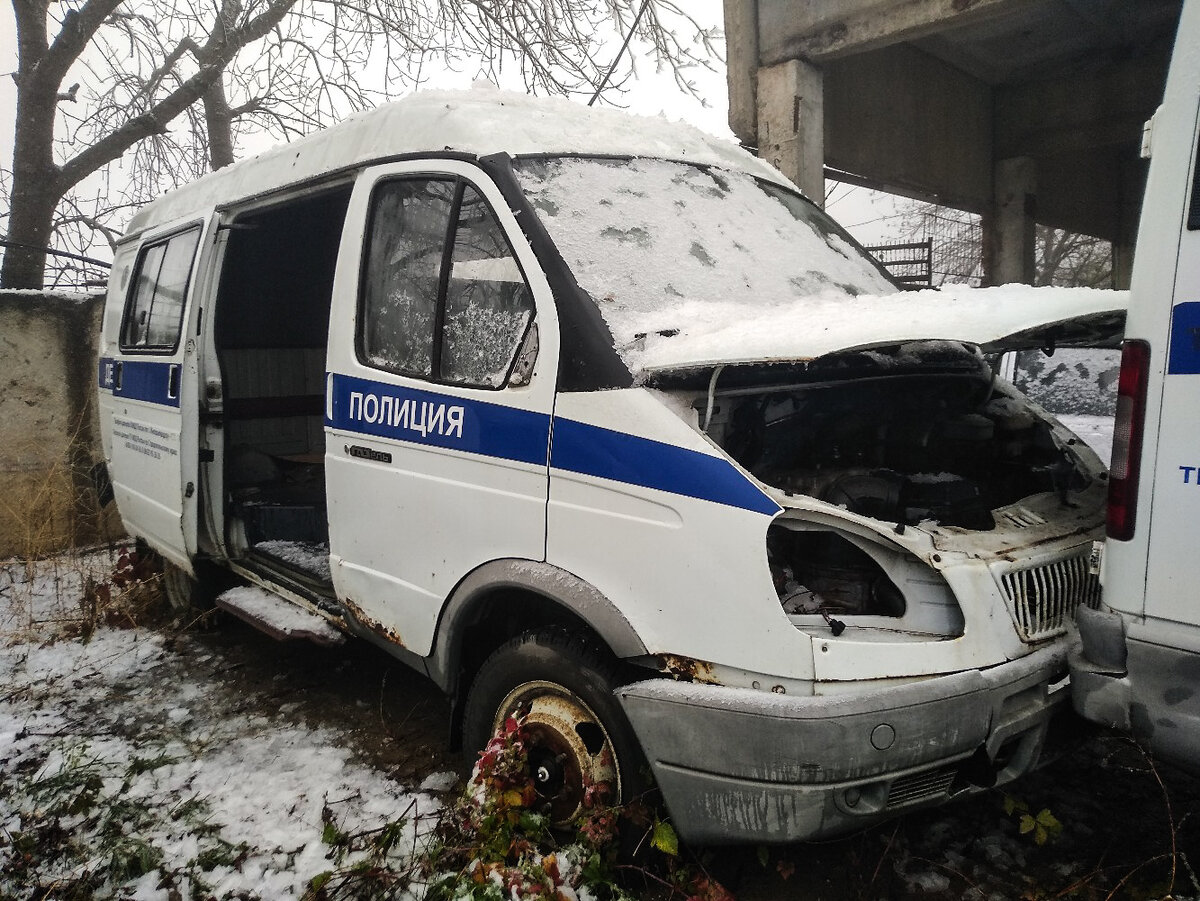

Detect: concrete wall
0,291,123,558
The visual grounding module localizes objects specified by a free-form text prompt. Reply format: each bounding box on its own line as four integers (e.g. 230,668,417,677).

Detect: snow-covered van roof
124,87,785,236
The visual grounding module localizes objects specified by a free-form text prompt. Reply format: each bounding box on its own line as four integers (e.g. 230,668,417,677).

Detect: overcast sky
0,1,902,248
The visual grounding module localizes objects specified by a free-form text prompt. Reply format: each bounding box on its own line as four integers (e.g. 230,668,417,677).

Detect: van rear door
324,160,559,655
1140,102,1200,625
99,221,207,570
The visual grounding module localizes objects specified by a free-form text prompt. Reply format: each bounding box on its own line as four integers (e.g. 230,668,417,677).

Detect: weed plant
306,715,734,901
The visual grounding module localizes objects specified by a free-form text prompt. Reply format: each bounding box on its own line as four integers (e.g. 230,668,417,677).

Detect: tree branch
57,0,299,191
38,0,127,93
11,0,50,87
139,37,201,103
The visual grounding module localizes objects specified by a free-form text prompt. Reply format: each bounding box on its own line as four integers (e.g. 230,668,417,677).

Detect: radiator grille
887,765,957,809
1000,553,1101,642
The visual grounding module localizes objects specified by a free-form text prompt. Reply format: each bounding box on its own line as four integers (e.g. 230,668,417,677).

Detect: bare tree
1034,225,1113,287
2,0,719,289
892,201,1113,288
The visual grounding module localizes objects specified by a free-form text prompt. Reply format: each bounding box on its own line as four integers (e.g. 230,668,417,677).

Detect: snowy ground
0,556,451,899
3,543,1197,900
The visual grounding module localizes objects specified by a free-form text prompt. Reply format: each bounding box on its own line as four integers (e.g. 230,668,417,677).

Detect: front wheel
463,628,644,826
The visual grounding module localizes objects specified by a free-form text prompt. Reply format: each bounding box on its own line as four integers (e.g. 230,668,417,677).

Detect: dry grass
0,396,122,562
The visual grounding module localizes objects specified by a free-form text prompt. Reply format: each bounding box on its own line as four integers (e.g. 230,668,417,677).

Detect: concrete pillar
756,59,825,206
1112,242,1135,289
987,156,1037,285
724,0,759,147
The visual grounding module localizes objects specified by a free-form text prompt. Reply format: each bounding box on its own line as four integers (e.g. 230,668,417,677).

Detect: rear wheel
161,560,220,613
463,628,643,826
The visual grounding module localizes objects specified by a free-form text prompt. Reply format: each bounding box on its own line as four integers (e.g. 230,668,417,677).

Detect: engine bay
699,345,1090,531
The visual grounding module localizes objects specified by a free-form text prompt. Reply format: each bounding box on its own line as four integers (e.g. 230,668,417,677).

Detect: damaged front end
662,340,1105,660
621,340,1106,843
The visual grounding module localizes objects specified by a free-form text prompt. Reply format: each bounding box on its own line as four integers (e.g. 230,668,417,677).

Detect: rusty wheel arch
443,587,612,751
426,560,649,751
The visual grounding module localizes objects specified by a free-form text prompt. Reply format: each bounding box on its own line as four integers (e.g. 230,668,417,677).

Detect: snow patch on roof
126,88,784,235
632,284,1129,373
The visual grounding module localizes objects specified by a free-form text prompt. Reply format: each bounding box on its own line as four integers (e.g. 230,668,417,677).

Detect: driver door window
360,179,535,389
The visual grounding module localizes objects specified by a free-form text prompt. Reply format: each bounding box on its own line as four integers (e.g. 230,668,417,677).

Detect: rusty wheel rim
493,679,620,825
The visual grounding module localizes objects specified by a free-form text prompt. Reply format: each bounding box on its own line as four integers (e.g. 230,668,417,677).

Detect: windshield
513,156,895,371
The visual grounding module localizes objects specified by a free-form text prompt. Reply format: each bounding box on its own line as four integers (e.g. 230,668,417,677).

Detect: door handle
113,360,123,391
167,364,180,400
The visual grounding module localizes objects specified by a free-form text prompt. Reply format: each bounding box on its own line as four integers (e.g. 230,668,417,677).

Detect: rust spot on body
342,597,406,647
659,654,720,684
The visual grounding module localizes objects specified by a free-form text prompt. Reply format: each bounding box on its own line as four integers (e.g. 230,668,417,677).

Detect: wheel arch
426,558,647,704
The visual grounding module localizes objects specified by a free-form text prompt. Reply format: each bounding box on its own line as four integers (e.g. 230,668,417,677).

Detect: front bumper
617,645,1071,844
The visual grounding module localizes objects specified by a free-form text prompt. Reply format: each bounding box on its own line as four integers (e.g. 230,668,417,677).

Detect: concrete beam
823,44,993,213
1034,149,1148,243
759,0,1042,65
756,59,825,204
995,41,1171,159
987,156,1038,285
724,0,760,146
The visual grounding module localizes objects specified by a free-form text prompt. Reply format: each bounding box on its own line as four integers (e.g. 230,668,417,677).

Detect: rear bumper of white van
1071,606,1200,776
616,644,1070,844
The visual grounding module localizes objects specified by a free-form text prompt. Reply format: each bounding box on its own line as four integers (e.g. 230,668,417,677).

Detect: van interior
211,184,353,590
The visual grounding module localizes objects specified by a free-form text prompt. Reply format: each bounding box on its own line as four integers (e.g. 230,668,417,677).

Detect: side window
442,186,535,388
120,227,202,351
361,178,535,389
361,179,455,375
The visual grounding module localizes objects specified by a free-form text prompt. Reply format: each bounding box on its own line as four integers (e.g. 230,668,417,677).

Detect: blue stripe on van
1168,302,1200,374
326,373,551,466
327,373,779,515
98,357,181,408
550,417,782,516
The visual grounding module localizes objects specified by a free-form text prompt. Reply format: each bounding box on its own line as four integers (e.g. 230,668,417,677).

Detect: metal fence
863,238,933,289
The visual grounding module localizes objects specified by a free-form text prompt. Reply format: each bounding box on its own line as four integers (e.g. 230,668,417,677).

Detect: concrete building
724,0,1182,285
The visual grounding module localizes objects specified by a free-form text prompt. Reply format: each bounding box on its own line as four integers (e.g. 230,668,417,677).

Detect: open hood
635,284,1127,378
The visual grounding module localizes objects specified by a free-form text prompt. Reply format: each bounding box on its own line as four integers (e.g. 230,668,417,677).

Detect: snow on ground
0,555,441,899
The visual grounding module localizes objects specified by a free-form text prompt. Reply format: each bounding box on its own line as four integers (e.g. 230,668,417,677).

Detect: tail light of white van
1107,339,1150,541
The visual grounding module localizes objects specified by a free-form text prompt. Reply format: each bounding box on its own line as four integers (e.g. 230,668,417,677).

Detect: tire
161,560,219,613
463,627,645,826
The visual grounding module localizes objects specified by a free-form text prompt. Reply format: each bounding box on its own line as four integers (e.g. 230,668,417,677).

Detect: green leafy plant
1003,794,1063,846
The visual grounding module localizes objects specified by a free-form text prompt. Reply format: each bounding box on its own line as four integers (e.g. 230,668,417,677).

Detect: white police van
1070,0,1200,773
98,90,1124,843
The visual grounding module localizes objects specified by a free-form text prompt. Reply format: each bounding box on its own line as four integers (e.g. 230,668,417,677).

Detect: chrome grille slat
1000,551,1101,642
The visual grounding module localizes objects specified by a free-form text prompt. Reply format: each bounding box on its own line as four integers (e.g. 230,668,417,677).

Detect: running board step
215,585,346,646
